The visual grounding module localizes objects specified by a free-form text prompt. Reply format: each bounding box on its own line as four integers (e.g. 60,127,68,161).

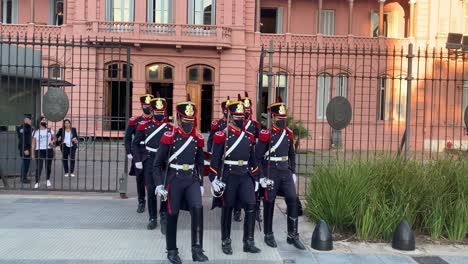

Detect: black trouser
263,170,298,236
62,145,77,174
143,157,167,220
35,149,53,183
166,175,203,251
20,152,31,180
132,160,146,205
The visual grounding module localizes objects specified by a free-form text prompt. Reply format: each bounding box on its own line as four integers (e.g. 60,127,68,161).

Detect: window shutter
129,0,135,21
147,0,154,22
188,0,194,24
12,0,19,23
168,0,173,23
276,7,283,34
105,0,113,21
211,0,216,25
49,0,55,25
317,75,330,119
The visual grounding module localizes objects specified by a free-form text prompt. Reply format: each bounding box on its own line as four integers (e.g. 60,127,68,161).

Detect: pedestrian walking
31,116,55,189
56,119,79,177
133,95,172,232
125,94,154,213
16,114,33,184
154,95,208,264
256,96,305,250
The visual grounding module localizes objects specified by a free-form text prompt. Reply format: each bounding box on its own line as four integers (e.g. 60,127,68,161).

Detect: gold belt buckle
238,160,244,166
282,156,287,161
182,164,189,171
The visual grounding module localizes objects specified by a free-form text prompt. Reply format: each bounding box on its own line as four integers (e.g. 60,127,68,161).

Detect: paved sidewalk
0,194,467,264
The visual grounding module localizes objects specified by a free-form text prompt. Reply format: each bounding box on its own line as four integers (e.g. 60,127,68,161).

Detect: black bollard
391,219,415,251
311,220,333,251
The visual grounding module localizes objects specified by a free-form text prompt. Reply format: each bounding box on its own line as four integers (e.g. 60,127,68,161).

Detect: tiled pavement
0,194,467,264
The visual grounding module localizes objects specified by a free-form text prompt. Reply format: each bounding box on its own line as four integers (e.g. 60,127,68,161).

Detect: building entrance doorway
186,65,214,133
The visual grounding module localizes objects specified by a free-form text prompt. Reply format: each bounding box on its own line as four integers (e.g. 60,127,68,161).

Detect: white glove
211,178,222,193
200,186,205,196
135,162,143,169
259,178,268,188
255,181,259,192
127,154,133,159
292,173,297,184
156,185,168,201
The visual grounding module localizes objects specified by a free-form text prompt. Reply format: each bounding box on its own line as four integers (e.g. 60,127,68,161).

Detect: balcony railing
0,23,62,39
85,21,232,47
259,34,440,50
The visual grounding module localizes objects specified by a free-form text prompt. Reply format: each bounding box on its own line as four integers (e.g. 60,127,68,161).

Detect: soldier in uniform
125,94,154,213
209,97,261,255
154,96,208,264
16,114,33,184
235,92,261,222
255,97,305,250
132,95,172,232
207,96,230,153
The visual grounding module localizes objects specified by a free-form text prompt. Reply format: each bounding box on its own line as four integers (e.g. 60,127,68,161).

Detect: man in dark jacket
16,114,33,184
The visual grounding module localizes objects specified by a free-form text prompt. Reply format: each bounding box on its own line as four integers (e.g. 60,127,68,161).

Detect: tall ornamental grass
305,157,468,242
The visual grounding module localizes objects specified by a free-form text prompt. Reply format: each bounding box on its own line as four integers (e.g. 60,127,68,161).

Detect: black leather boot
167,249,182,264
136,203,145,213
233,207,242,222
191,207,208,262
243,204,261,253
136,175,145,213
255,197,262,222
286,201,306,250
221,207,233,255
147,219,157,230
147,187,157,229
263,201,277,248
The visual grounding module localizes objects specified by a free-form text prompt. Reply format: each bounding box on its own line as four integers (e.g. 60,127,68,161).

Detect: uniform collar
272,125,283,133
152,118,166,126
228,124,242,136
141,114,152,120
176,127,193,138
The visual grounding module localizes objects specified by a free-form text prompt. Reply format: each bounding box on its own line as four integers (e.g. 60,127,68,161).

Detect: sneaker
46,180,52,187
70,173,75,177
34,183,39,189
64,173,69,177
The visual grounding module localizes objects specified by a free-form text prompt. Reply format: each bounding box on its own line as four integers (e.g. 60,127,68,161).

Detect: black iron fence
0,34,131,193
259,41,468,196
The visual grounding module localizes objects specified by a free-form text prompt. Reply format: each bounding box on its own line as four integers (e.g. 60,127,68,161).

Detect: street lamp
446,33,468,60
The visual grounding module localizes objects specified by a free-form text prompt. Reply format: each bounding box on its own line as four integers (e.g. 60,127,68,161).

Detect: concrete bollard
391,219,415,251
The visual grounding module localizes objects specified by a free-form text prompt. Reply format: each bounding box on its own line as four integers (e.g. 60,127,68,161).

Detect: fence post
404,43,414,159
119,45,131,198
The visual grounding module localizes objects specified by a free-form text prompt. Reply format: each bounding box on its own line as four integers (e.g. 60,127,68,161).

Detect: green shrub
305,156,468,242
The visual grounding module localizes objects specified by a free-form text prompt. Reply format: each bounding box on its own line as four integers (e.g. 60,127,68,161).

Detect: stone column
317,0,323,34
287,0,291,33
348,0,354,34
30,0,35,23
256,0,261,32
409,0,416,38
378,0,385,36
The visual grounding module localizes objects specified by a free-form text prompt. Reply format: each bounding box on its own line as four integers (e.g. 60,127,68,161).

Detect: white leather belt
269,156,289,161
224,160,248,166
139,141,145,145
169,164,195,171
146,146,158,153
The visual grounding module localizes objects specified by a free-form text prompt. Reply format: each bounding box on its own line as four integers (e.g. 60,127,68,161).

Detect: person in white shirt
31,117,55,189
56,119,78,177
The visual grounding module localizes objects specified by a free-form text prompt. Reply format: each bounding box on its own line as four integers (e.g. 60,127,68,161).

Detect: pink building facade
1,0,467,153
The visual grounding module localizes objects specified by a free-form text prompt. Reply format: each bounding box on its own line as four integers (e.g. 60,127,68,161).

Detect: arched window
334,74,348,98
261,72,288,114
377,75,406,121
187,65,214,84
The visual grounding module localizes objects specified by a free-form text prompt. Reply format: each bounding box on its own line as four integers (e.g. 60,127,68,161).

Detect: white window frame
106,0,134,22
370,10,379,37
377,76,407,121
316,73,331,120
49,0,64,25
148,0,173,23
1,0,18,24
318,10,335,36
334,74,348,98
262,72,288,105
188,0,215,25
